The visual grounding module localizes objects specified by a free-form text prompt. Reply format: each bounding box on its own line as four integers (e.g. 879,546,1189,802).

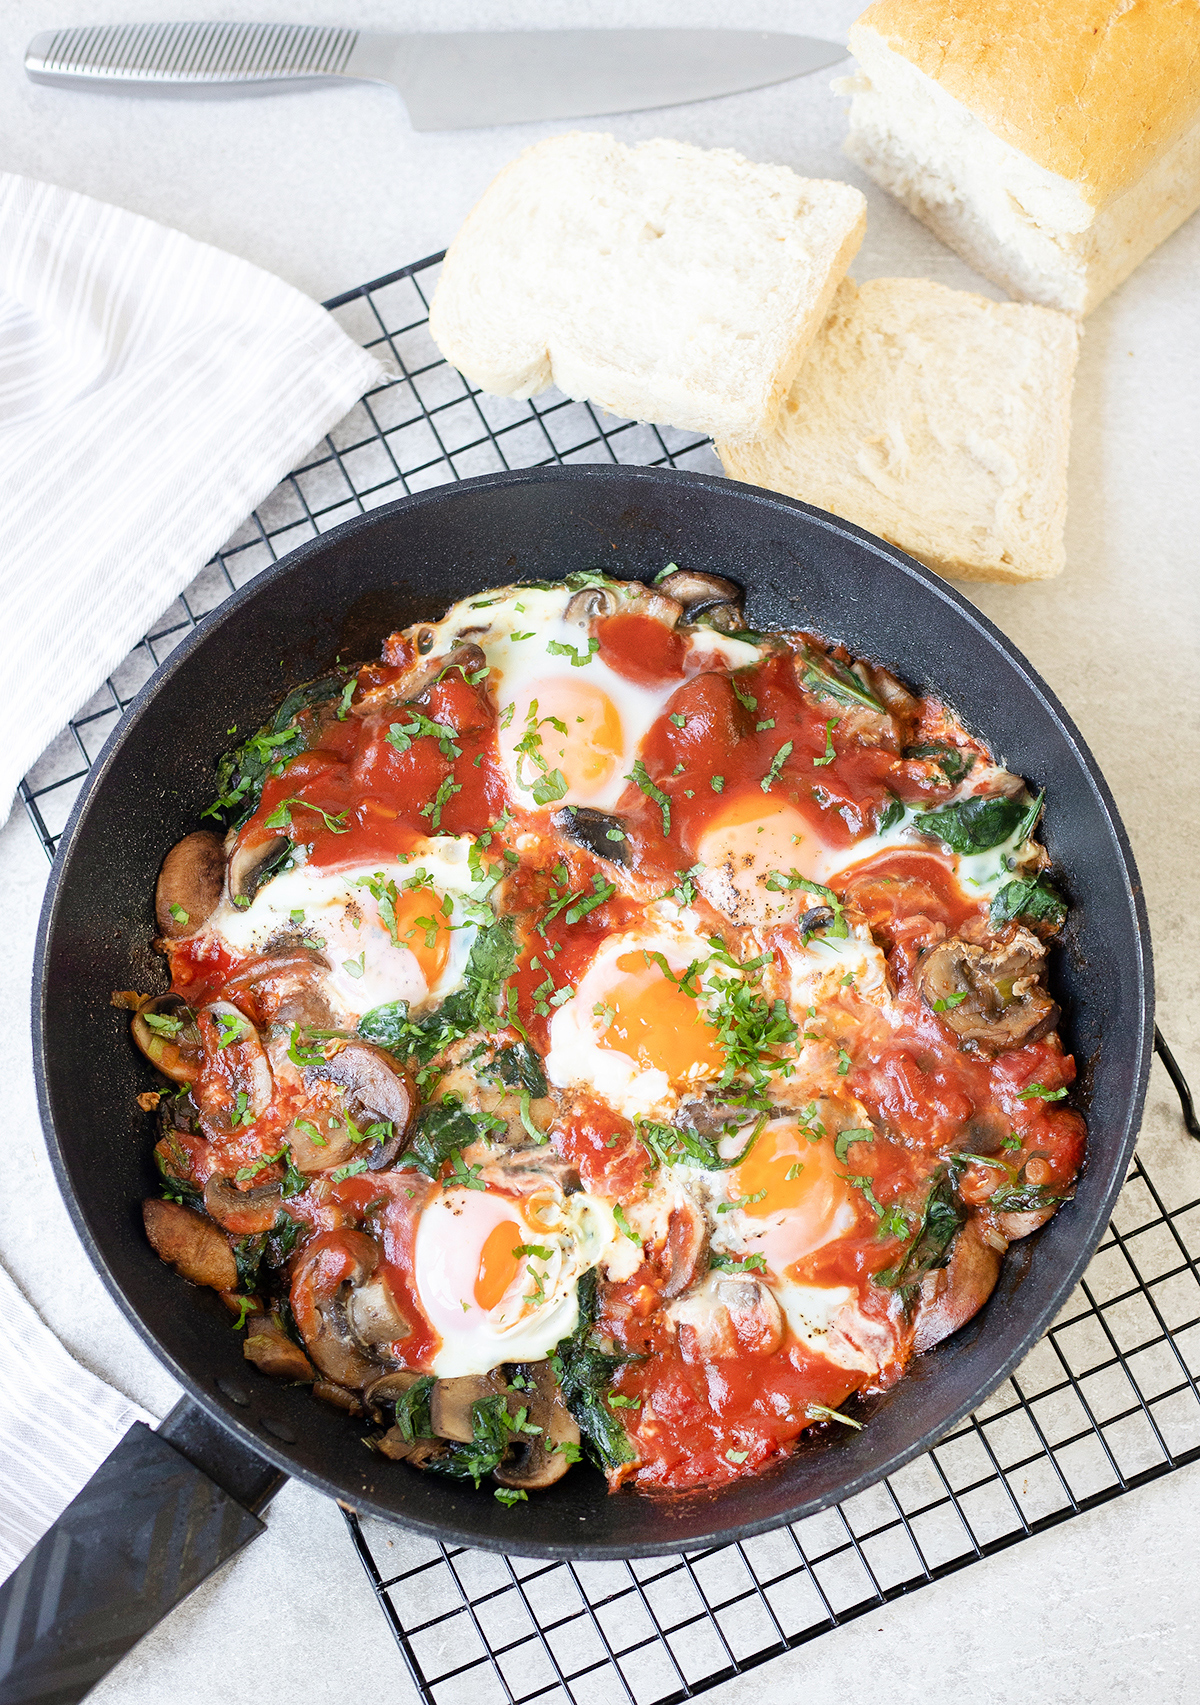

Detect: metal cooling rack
18,251,1200,1705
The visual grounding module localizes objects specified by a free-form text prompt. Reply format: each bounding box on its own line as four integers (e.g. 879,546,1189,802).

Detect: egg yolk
500,679,624,802
474,1217,525,1311
597,952,726,1083
388,886,453,987
727,1121,856,1271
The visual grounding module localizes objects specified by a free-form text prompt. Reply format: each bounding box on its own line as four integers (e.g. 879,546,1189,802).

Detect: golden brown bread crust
851,0,1200,205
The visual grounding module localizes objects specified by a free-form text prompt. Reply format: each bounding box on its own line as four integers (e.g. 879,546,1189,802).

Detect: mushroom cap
203,1174,283,1236
913,1218,1003,1352
551,806,631,867
130,995,202,1086
493,1360,581,1490
290,1228,393,1390
303,1041,415,1167
143,1198,237,1290
156,830,225,938
242,1311,316,1381
227,833,290,906
917,929,1060,1055
654,569,744,626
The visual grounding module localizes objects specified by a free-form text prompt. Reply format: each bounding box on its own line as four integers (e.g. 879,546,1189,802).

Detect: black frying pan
11,467,1152,1702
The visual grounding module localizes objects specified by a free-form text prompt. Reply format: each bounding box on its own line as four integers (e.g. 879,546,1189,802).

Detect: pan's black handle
0,1397,285,1705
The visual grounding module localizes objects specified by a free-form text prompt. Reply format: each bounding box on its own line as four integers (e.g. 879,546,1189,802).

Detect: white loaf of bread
840,0,1200,316
718,277,1080,584
428,132,866,443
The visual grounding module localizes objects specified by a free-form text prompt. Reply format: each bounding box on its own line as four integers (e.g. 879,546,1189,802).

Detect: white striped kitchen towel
0,1262,156,1581
0,172,386,816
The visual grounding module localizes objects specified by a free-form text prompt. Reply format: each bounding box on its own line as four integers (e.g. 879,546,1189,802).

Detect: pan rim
31,464,1154,1559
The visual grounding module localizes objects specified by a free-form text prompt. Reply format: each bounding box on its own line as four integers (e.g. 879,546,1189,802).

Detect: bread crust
851,0,1200,206
718,277,1080,584
428,132,866,443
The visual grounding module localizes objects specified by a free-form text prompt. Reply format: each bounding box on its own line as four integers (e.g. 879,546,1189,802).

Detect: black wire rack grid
18,252,1200,1705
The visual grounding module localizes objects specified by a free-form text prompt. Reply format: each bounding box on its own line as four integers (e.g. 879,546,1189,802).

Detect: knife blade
24,24,848,130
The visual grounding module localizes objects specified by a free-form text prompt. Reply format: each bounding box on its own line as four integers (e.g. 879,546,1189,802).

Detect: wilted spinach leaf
550,1269,638,1470
990,875,1067,931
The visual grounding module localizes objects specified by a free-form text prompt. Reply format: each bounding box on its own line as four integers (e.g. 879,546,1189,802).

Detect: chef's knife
24,23,847,130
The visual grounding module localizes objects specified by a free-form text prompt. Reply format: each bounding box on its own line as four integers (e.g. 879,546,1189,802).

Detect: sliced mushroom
716,1276,784,1355
993,1206,1058,1241
304,1041,415,1168
399,640,488,705
223,947,334,1028
143,1199,237,1290
194,1002,275,1134
552,806,631,867
668,1271,784,1358
203,1174,284,1236
345,1274,411,1353
156,830,225,938
660,1197,709,1300
312,1380,364,1415
564,584,619,626
429,1371,507,1442
228,834,290,907
493,1361,582,1491
364,1368,425,1424
281,1107,362,1174
242,1311,315,1381
131,995,202,1086
377,1431,445,1465
655,569,745,629
913,1218,1003,1352
917,929,1060,1055
290,1228,393,1389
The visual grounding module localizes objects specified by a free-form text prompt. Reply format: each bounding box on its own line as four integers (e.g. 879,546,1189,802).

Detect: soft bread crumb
428,132,866,443
718,277,1080,584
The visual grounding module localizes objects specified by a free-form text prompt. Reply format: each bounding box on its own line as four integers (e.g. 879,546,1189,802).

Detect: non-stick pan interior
34,466,1151,1558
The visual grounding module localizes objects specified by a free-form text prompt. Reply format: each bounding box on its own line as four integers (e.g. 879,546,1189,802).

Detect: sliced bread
428,132,866,443
718,277,1080,583
840,1,1200,316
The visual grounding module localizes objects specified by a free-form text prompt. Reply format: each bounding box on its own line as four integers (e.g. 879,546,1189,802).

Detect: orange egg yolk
474,1218,525,1311
727,1122,856,1271
698,795,816,877
501,679,624,802
390,886,452,987
597,952,726,1083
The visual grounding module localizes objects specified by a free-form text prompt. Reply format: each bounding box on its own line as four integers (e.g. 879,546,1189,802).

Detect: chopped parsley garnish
386,711,462,760
805,1403,863,1430
420,774,463,829
799,647,886,713
761,739,794,793
709,1251,767,1274
336,675,358,720
813,718,839,768
512,699,569,805
263,796,348,835
625,758,671,836
214,1010,248,1048
1017,1082,1068,1101
613,1204,640,1245
834,1128,874,1162
546,637,599,667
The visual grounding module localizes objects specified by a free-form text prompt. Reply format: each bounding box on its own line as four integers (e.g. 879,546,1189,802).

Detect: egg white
212,837,485,1025
413,1180,632,1376
544,918,737,1122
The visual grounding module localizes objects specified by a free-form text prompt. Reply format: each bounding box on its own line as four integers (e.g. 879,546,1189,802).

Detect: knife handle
24,21,364,96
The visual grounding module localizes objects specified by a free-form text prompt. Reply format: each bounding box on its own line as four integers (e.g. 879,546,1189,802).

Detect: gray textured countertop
3,0,1199,1698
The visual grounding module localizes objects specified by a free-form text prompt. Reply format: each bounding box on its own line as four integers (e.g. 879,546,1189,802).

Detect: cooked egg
213,837,483,1023
544,920,734,1120
771,1279,897,1377
709,1117,858,1275
695,794,830,927
412,1176,631,1376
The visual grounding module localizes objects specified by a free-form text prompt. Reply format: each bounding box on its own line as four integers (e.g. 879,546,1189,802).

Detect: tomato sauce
148,581,1085,1501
